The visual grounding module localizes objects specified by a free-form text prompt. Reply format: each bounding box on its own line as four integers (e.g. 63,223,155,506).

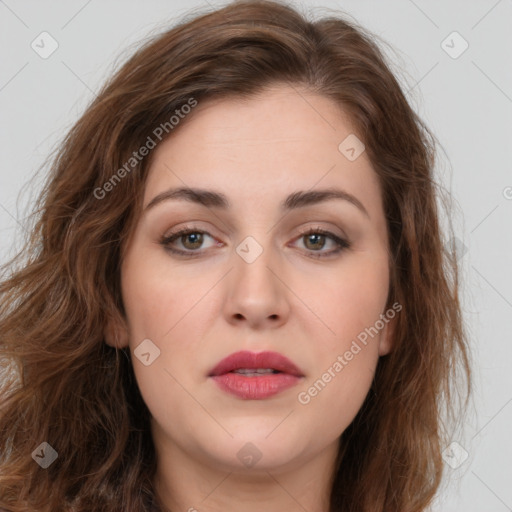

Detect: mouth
208,350,304,400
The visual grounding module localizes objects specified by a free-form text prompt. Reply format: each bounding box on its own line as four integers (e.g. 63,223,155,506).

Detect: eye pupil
305,233,325,250
183,232,203,249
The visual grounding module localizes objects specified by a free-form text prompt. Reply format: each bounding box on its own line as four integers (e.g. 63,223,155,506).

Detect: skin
105,83,395,512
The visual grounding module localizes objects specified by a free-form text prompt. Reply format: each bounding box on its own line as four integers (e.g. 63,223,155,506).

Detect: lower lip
210,372,301,399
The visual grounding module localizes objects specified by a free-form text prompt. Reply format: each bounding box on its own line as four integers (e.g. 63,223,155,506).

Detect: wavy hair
0,1,471,510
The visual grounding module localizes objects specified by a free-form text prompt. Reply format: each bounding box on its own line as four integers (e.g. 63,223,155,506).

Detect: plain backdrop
1,1,511,510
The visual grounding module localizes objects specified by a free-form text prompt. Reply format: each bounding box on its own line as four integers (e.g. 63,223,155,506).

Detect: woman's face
107,84,394,475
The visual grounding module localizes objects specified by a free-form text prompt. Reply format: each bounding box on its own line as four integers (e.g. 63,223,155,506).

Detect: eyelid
295,224,348,242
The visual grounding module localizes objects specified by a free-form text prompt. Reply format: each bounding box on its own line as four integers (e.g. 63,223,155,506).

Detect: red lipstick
209,350,304,400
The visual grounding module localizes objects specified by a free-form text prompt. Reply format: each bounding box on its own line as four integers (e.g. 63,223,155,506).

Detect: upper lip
209,350,304,377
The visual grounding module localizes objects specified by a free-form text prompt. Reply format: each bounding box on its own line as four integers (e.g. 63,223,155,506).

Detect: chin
199,427,311,473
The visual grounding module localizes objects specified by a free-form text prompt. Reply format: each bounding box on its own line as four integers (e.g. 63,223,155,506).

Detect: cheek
293,255,388,429
296,350,378,444
300,253,389,354
120,250,205,341
119,251,214,418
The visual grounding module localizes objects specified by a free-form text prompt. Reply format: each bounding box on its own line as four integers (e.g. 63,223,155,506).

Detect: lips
208,350,304,400
208,350,304,377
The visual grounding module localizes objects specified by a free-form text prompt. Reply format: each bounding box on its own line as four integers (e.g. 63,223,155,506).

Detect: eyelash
159,225,350,259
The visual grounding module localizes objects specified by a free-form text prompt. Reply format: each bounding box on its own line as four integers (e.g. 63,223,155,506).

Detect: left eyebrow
143,186,369,218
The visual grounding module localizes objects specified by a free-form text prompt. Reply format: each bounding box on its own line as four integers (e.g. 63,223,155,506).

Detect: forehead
143,84,383,220
155,84,357,154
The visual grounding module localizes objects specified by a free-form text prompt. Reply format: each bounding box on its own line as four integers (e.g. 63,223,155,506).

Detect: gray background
1,0,511,510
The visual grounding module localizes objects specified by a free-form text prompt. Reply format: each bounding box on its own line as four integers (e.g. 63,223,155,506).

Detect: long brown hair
0,1,471,510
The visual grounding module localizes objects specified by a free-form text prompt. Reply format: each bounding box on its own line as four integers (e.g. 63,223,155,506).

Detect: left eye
293,227,350,258
160,226,350,258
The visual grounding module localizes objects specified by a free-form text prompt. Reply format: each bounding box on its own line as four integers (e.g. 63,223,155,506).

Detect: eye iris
304,233,325,250
182,232,203,249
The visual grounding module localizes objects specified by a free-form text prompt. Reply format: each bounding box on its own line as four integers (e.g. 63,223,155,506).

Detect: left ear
378,314,397,356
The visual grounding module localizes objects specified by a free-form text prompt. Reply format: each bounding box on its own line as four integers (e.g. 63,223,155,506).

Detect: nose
223,237,290,330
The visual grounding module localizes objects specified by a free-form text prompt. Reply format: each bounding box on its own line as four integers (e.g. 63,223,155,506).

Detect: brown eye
294,228,350,259
180,232,204,250
303,232,327,251
160,228,218,256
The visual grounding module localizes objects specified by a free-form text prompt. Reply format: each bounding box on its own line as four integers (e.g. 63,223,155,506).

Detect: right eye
160,226,221,256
